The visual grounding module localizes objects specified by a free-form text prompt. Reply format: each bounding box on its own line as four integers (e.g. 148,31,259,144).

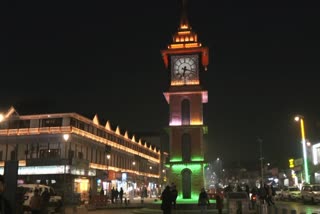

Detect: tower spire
180,0,190,30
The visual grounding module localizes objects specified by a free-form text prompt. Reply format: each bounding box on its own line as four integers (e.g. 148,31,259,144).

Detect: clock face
171,55,198,83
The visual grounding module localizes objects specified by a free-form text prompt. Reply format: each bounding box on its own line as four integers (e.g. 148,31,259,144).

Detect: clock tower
161,0,209,199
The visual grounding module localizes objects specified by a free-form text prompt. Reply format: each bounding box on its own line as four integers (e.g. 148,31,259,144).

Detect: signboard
295,158,303,166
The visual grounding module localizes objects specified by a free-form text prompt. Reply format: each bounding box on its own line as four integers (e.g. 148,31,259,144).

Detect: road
66,198,320,214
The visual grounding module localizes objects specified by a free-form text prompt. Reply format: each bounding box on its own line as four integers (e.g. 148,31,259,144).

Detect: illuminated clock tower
161,0,209,199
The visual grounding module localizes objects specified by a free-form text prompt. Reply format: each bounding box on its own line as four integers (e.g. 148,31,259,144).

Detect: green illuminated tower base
168,161,207,201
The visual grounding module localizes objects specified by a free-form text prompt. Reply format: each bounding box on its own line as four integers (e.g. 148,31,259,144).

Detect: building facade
0,106,161,204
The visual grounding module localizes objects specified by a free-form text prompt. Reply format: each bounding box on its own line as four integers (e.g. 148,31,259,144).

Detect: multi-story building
0,106,161,203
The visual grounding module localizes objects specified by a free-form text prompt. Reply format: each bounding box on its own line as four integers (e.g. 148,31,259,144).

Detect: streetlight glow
63,134,70,142
294,115,310,184
0,114,4,122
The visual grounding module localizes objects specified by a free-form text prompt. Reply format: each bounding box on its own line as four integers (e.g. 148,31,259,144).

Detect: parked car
18,184,62,211
301,184,320,204
281,186,301,201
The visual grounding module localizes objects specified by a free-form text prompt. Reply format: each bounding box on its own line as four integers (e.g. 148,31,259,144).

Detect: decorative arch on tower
181,99,190,125
181,168,192,199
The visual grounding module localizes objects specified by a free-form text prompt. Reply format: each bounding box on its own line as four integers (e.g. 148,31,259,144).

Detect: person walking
265,184,275,206
30,188,42,214
198,187,210,214
119,187,124,204
215,188,224,214
170,184,178,209
41,188,50,214
0,175,13,214
160,185,172,214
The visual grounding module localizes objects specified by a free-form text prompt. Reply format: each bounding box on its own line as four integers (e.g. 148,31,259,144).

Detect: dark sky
2,0,320,166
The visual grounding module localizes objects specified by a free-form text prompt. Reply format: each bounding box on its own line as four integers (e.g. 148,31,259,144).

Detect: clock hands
181,66,194,78
182,66,188,77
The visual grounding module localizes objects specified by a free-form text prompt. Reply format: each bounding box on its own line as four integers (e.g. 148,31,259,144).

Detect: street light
63,134,70,158
257,137,264,184
62,134,70,204
294,115,310,184
132,161,137,197
106,154,111,163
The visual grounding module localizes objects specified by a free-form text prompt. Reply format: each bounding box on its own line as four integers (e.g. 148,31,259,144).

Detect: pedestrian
215,188,224,214
265,184,275,206
41,188,50,214
245,184,250,198
198,187,210,214
160,185,172,214
119,187,124,204
258,183,267,204
0,175,13,214
111,187,115,203
115,188,119,203
88,187,92,202
170,184,178,209
141,186,147,204
30,188,42,214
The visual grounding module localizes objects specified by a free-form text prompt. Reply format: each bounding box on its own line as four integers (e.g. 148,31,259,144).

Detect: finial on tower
180,0,190,30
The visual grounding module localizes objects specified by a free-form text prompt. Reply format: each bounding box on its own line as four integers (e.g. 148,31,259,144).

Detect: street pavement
67,197,233,214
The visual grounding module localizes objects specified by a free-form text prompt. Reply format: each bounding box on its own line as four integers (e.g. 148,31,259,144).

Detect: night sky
2,0,320,167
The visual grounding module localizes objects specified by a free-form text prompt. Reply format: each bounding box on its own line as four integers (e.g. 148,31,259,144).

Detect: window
78,152,83,159
68,150,75,159
10,150,16,160
181,99,190,125
41,118,62,127
19,120,30,128
39,149,60,158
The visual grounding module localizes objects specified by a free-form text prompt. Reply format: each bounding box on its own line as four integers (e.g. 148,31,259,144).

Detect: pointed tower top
161,0,209,70
179,0,190,30
166,0,201,50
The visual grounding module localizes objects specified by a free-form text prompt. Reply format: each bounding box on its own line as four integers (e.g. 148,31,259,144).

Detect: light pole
63,134,70,158
132,161,136,197
105,154,110,194
106,154,111,169
257,138,264,184
62,134,70,204
294,115,310,184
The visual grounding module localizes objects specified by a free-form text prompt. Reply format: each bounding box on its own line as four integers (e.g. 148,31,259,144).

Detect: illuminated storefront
0,106,161,204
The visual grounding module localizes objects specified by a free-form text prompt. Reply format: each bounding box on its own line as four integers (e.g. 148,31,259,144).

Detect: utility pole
258,137,264,185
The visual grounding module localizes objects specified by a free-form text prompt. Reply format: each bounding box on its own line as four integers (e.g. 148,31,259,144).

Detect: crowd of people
160,183,223,214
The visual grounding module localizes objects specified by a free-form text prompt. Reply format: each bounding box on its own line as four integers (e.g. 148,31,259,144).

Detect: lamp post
294,115,310,184
62,134,70,204
257,138,264,184
63,134,70,158
132,161,137,197
106,154,110,169
105,154,110,194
